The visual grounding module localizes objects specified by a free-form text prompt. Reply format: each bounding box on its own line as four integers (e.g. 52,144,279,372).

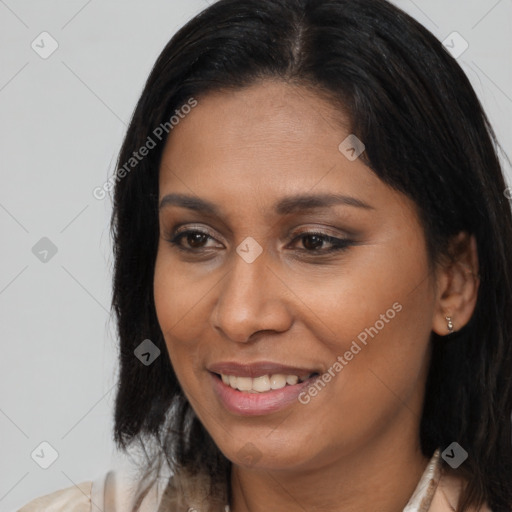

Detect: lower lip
210,373,316,416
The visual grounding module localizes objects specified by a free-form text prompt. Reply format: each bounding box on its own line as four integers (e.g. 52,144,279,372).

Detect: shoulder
17,468,166,512
17,465,180,512
431,471,493,512
17,480,92,512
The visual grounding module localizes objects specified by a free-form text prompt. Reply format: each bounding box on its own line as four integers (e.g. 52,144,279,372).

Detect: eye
165,227,354,256
167,228,222,251
288,231,353,254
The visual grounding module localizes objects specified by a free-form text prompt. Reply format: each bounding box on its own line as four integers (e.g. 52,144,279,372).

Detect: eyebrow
159,192,374,215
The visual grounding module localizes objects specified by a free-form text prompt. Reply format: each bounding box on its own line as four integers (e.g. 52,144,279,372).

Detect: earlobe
431,233,480,336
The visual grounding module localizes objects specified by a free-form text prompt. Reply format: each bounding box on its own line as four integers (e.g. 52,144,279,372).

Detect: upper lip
208,361,319,378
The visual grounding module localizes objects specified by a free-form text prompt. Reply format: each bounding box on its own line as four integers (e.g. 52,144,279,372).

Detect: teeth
270,374,287,390
253,375,270,392
236,377,253,391
286,375,299,385
220,373,310,393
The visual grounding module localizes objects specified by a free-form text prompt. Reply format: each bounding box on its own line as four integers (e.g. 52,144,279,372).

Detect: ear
432,232,480,336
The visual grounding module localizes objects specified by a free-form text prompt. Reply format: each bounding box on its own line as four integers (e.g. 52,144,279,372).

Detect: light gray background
1,1,511,510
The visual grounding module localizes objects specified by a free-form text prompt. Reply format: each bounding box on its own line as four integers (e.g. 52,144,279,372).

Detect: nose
212,248,293,343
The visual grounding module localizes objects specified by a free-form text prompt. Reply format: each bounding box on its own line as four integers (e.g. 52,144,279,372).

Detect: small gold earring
445,316,454,334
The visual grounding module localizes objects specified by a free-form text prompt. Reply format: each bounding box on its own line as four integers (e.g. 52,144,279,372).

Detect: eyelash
166,228,354,256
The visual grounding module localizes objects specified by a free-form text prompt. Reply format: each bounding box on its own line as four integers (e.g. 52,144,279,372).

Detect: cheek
305,236,435,426
153,254,208,380
288,229,433,354
153,247,215,335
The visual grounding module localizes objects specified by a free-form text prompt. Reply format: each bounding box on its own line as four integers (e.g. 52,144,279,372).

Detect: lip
208,361,320,416
208,361,318,378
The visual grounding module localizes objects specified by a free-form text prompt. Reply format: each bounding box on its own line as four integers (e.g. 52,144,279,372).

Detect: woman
19,0,512,511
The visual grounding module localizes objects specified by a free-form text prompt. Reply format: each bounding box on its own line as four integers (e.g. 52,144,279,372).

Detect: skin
153,80,479,512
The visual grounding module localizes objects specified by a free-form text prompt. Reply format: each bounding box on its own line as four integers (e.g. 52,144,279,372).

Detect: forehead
157,80,400,222
166,81,347,146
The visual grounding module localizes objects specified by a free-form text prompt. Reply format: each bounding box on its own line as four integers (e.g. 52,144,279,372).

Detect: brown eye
290,231,352,253
185,232,209,248
301,234,328,251
167,229,221,251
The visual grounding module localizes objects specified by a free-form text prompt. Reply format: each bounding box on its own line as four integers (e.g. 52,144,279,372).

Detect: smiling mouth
213,372,319,393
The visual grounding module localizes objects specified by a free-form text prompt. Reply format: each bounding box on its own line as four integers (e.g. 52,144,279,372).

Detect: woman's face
154,80,437,471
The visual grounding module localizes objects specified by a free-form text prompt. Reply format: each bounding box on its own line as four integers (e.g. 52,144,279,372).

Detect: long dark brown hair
110,0,512,510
